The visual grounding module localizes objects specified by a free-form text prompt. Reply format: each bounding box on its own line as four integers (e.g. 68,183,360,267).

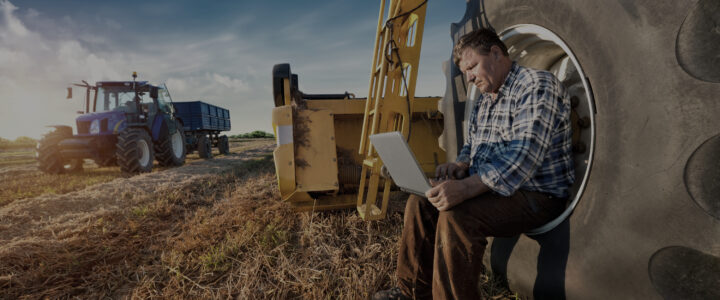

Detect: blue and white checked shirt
457,62,575,198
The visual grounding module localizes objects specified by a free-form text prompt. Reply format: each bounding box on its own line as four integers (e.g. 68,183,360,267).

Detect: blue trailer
172,101,231,158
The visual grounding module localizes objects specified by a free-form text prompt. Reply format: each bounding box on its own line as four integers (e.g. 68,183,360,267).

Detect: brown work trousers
396,190,565,300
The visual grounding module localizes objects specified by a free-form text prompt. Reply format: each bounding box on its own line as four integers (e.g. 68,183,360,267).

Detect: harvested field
0,138,516,299
0,139,271,207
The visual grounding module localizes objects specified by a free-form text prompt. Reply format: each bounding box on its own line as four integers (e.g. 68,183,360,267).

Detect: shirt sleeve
456,144,471,164
475,81,561,196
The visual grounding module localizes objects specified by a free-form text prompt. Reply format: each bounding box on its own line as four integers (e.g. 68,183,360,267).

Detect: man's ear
491,45,501,60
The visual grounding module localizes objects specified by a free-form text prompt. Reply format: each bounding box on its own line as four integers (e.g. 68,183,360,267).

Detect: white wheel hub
137,139,150,166
171,131,183,158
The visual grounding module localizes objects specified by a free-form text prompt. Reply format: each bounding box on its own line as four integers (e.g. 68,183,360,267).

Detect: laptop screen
369,131,431,196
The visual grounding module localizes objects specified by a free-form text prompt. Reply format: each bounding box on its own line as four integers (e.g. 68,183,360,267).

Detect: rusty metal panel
294,109,339,192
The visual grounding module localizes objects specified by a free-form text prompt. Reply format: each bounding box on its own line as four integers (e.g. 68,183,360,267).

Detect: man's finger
425,186,439,198
452,168,462,179
436,202,447,211
432,198,444,208
435,165,447,179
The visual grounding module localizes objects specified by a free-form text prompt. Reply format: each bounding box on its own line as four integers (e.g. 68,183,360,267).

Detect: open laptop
369,131,431,196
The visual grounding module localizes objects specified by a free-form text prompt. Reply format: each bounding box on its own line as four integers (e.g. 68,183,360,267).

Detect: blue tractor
37,73,186,174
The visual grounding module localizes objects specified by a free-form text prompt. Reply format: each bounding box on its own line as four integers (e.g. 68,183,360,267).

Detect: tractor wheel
155,120,186,166
448,0,720,298
218,135,230,155
64,159,84,173
116,128,154,173
37,127,80,174
94,156,116,167
198,135,213,159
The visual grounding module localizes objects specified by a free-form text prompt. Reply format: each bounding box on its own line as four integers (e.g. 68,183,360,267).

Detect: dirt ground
0,139,516,299
0,140,275,245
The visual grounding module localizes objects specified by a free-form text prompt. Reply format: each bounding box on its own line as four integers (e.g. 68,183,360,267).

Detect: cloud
211,73,248,92
166,77,187,93
1,0,27,36
104,18,121,30
0,0,127,139
0,0,454,140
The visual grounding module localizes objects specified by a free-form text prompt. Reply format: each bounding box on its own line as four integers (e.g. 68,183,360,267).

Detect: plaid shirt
457,62,575,198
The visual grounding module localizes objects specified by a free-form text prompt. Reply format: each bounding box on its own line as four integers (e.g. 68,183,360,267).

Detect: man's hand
426,179,468,211
434,162,469,180
425,175,490,211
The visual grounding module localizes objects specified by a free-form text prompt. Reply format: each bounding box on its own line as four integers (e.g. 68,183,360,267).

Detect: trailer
172,101,231,158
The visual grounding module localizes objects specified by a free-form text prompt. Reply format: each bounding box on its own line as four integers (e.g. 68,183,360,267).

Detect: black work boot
372,287,411,300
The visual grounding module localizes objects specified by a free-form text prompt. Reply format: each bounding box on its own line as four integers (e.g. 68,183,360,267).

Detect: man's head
453,28,512,95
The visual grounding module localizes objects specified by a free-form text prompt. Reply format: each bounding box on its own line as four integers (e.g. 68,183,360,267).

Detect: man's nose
466,72,475,83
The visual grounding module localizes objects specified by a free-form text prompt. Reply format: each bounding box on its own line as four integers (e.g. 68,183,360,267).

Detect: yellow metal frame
271,0,444,218
357,0,432,220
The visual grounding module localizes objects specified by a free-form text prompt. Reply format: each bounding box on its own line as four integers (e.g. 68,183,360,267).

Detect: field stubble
0,139,271,207
0,138,515,299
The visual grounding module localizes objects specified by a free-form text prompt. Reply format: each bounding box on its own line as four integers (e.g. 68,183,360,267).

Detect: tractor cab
72,78,179,138
37,73,186,174
94,81,175,115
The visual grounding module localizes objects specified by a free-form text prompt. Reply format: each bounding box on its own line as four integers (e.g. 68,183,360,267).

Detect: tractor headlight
90,119,100,134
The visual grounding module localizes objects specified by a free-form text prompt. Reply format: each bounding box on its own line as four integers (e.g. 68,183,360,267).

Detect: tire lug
570,96,580,108
577,116,591,129
572,142,587,154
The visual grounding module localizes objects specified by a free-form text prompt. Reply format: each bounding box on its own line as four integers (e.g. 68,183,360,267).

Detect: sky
0,0,465,140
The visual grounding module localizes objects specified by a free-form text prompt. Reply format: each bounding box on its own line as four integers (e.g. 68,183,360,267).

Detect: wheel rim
494,24,596,235
63,159,79,170
171,131,183,158
137,139,151,167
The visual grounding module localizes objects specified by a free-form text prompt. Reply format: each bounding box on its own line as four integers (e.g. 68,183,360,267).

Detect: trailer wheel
198,135,213,159
218,135,230,155
155,120,186,166
116,128,154,173
37,128,81,174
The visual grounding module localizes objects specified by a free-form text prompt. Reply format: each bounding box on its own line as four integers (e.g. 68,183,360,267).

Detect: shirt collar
482,61,519,102
498,61,519,97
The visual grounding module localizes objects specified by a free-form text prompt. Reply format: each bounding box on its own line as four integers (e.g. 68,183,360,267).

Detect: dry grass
0,150,36,167
0,140,270,207
0,140,518,299
0,155,403,299
0,166,121,207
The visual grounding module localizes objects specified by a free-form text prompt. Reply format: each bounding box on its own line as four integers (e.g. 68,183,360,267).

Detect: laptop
369,131,431,196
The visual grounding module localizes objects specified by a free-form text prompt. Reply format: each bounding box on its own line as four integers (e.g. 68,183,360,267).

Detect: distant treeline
0,137,37,149
230,131,275,139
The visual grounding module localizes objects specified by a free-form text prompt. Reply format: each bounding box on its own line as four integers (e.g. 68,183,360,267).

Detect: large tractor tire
155,120,186,166
441,0,720,298
37,127,83,174
218,135,230,155
94,156,116,167
116,128,154,173
198,135,213,159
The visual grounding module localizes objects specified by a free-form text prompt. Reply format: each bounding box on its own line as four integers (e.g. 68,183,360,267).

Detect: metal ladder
357,0,429,220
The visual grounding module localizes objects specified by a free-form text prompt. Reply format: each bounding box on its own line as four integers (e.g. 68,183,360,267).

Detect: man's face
458,47,503,94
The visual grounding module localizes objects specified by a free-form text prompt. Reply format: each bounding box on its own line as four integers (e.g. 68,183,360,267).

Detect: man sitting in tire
374,28,575,299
